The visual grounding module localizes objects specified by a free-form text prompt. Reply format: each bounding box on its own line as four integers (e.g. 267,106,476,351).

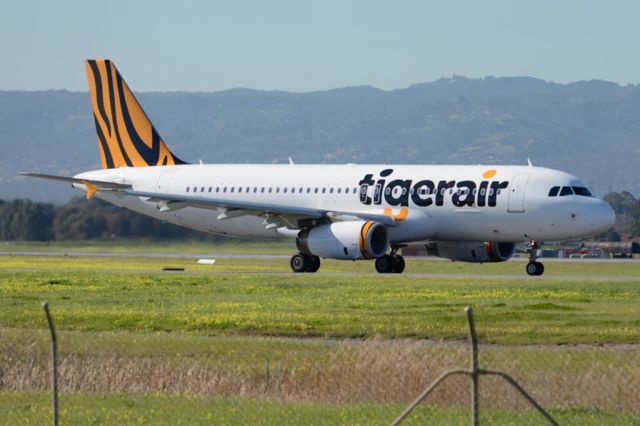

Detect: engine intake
425,241,515,263
297,221,389,260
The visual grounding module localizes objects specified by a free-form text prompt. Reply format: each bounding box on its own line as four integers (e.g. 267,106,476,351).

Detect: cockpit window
572,186,592,197
548,186,560,197
559,186,574,196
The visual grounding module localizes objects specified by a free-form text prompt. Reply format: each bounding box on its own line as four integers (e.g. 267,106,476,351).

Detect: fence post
42,302,58,426
465,307,479,426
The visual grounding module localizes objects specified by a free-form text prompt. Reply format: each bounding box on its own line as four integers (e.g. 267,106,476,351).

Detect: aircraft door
507,173,530,213
156,170,174,194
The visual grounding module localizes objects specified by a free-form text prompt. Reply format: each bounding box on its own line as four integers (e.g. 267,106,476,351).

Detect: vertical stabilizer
85,59,187,168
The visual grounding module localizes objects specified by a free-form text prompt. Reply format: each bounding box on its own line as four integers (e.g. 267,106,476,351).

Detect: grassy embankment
1,253,638,424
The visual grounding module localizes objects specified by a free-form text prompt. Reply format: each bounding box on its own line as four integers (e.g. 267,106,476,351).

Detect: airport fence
0,304,638,425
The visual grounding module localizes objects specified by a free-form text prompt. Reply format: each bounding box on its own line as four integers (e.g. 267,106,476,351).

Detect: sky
1,0,639,92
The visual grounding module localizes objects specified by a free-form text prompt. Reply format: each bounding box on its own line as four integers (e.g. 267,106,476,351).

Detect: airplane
21,60,615,276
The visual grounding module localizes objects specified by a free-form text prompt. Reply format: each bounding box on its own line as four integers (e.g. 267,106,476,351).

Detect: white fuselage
75,163,615,244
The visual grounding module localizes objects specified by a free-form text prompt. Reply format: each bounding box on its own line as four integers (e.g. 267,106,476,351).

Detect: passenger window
201,187,205,192
337,188,341,194
230,187,235,193
322,188,326,194
559,186,573,196
276,187,280,193
283,187,287,193
253,187,257,193
261,187,265,193
268,187,272,193
329,188,334,194
238,187,242,193
216,187,220,193
186,187,190,192
246,187,250,192
315,188,319,193
548,186,560,197
572,187,592,197
307,188,311,193
223,187,227,193
208,187,212,193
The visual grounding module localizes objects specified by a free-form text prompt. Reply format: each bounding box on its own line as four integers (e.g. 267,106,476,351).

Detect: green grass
1,391,637,425
1,254,639,423
1,256,639,344
2,252,640,277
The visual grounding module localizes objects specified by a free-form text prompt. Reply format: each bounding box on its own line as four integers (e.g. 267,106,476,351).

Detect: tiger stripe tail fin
84,59,187,168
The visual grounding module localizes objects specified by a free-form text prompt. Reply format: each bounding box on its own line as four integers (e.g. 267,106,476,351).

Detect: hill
1,76,639,202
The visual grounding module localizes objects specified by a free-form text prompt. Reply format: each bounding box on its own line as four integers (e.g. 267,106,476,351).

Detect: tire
526,261,544,276
306,256,321,273
290,253,308,273
375,255,394,273
392,255,405,274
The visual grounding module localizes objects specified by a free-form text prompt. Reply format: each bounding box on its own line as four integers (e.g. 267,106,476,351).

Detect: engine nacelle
425,241,515,263
297,221,389,260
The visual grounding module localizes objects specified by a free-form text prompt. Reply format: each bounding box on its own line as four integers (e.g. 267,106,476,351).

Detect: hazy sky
2,0,639,92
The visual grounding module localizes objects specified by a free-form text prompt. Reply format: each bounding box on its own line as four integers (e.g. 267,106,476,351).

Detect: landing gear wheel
306,256,321,273
526,261,544,276
290,253,321,273
392,255,405,274
290,253,308,273
526,239,545,276
375,255,395,273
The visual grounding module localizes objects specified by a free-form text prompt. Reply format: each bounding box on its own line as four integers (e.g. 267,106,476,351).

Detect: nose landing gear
526,240,544,276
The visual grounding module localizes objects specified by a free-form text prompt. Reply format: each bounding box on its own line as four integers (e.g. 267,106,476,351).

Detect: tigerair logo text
358,168,509,208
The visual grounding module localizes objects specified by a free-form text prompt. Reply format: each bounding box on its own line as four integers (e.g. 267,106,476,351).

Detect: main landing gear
290,252,321,273
526,240,544,276
375,247,405,274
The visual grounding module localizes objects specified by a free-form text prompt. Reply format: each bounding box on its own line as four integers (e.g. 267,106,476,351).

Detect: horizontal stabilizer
18,172,131,199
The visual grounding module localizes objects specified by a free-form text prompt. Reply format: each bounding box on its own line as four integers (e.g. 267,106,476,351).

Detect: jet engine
425,241,515,263
297,221,389,260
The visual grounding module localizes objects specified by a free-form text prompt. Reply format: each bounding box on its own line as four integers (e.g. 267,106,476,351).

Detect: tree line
0,192,639,241
602,192,640,241
0,198,216,241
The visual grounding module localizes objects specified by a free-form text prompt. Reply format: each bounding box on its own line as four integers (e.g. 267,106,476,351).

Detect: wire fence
0,304,638,425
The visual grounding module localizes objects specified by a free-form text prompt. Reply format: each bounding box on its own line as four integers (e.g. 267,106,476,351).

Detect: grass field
1,251,639,424
2,391,637,426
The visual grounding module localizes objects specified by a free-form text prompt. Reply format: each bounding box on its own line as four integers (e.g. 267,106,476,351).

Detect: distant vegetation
0,197,215,241
0,191,638,242
2,76,640,202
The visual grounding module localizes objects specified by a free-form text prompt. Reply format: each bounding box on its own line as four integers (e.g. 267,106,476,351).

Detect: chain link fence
1,305,638,425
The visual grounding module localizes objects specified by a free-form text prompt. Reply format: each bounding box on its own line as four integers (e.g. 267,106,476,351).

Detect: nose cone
591,200,616,233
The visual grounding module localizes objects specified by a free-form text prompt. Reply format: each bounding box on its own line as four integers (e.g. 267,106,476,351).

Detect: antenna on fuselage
288,157,295,165
527,158,533,167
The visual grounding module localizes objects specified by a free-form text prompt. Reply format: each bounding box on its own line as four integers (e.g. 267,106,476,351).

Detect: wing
125,189,399,227
20,173,398,228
